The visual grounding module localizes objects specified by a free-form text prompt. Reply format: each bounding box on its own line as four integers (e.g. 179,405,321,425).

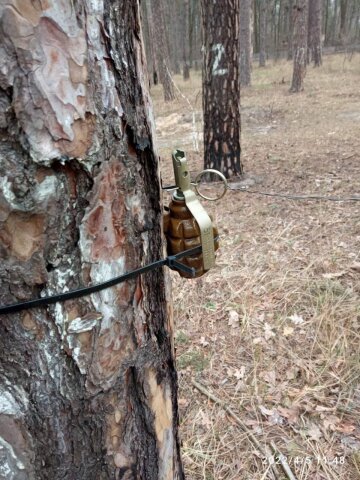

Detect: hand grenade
163,197,219,278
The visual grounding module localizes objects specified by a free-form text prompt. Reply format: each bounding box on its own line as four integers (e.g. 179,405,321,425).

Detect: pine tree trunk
290,0,308,92
201,0,243,178
166,0,181,75
240,0,252,86
0,1,184,479
287,0,294,59
142,0,158,87
183,0,191,80
339,0,348,44
308,0,322,66
151,0,175,101
259,0,267,66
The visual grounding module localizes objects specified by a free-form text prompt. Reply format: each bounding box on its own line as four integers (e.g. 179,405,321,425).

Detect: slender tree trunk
146,0,160,85
290,0,308,92
287,0,294,59
166,0,181,74
354,2,360,44
277,0,283,58
339,0,348,43
189,0,201,69
201,0,243,178
0,1,184,479
331,0,339,45
240,0,252,86
183,0,191,80
254,0,259,54
259,0,267,66
308,0,323,66
151,0,175,101
324,0,330,45
142,0,156,87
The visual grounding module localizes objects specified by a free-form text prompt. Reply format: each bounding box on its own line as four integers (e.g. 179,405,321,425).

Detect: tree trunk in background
146,0,160,85
339,0,348,43
348,0,359,44
201,0,243,178
192,0,202,69
275,0,281,58
290,0,308,92
142,0,157,87
0,1,184,479
166,0,181,75
183,0,191,80
324,0,330,45
308,0,322,66
287,0,294,59
151,0,176,101
330,0,339,45
254,0,259,54
240,0,252,86
259,0,267,66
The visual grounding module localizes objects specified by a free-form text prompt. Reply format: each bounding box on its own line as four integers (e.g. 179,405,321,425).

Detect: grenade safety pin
163,149,220,278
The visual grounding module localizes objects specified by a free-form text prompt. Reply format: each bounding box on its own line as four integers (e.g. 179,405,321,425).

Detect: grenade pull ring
194,169,228,201
172,149,216,271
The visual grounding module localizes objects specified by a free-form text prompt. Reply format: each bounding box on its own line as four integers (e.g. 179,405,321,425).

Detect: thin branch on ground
191,379,283,479
270,442,298,480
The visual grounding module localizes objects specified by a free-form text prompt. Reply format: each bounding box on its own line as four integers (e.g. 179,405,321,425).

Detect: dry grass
152,54,360,479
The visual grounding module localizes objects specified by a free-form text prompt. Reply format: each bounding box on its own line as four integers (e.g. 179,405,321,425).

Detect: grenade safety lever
172,150,215,271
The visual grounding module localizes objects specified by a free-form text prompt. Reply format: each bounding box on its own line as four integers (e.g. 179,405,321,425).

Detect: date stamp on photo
263,455,346,466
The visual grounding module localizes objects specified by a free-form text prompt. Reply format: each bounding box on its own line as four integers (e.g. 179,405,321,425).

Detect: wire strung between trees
228,186,360,202
0,241,219,316
162,176,360,203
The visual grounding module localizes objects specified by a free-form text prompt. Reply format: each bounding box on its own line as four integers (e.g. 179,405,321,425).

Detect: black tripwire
228,186,360,202
163,183,360,202
0,241,217,316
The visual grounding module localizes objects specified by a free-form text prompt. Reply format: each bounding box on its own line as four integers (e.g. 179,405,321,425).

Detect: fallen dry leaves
153,54,360,479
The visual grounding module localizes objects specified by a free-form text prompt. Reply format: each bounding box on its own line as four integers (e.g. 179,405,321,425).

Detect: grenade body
163,197,219,278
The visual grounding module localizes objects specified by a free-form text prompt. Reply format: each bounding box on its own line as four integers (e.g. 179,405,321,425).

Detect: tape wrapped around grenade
163,197,219,278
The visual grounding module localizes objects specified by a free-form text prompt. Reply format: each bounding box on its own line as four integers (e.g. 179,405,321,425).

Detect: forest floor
151,53,360,480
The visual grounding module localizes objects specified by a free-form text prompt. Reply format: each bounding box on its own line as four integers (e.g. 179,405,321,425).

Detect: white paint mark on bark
211,44,228,76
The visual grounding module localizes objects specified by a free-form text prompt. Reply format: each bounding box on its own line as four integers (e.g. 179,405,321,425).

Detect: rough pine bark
259,0,267,67
0,1,184,479
201,0,243,178
240,0,252,86
151,0,175,101
308,0,322,66
290,0,308,92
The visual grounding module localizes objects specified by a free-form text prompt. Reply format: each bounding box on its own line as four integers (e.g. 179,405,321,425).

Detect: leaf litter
153,54,360,479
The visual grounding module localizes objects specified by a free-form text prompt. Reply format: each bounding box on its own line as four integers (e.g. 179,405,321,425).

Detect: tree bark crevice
0,1,184,479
